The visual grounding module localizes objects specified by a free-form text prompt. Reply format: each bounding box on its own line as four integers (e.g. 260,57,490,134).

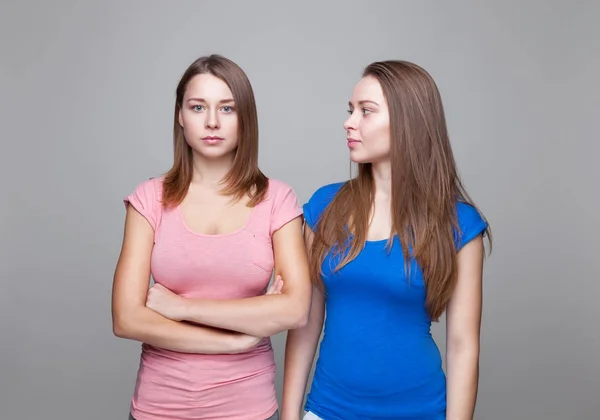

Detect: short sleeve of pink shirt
123,177,163,233
269,179,303,235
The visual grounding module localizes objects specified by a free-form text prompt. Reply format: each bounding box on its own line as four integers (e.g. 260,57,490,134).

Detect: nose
344,111,357,132
206,109,220,130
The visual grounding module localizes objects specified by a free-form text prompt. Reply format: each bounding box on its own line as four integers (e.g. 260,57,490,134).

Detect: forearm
280,326,322,419
281,287,325,420
113,306,241,354
182,294,308,337
446,346,480,420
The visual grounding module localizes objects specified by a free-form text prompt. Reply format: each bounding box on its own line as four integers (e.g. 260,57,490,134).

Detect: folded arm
111,205,257,354
155,216,312,337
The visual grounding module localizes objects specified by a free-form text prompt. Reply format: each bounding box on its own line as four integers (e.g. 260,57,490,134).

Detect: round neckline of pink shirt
175,202,261,238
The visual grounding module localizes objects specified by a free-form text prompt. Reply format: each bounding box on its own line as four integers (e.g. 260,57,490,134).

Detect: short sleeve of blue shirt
303,182,345,231
454,201,489,251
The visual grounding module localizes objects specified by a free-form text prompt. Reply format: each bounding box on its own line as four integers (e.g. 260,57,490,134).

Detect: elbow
264,304,309,335
112,321,127,338
284,288,312,330
294,306,310,329
296,316,309,329
112,312,136,339
288,301,310,330
447,336,480,358
266,315,307,336
112,318,129,338
288,312,309,330
259,293,311,335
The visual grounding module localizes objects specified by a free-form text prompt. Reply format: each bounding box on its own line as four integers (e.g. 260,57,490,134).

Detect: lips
202,136,224,145
347,138,361,149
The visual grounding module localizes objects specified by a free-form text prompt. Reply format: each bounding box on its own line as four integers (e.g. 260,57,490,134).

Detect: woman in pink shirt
112,54,312,420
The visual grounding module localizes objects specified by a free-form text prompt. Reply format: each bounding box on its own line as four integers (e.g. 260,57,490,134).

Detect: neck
371,160,392,197
190,151,235,188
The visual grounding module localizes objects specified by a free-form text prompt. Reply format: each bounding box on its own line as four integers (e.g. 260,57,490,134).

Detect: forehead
350,75,385,103
184,73,233,100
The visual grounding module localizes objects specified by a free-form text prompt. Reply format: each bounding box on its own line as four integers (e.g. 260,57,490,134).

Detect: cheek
181,112,202,130
353,119,390,163
375,123,391,152
223,116,239,136
361,117,389,147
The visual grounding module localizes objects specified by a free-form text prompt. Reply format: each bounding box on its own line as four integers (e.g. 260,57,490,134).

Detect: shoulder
455,200,479,220
303,181,346,230
308,182,346,203
264,178,303,233
126,175,164,202
137,176,164,195
455,201,485,227
306,181,346,211
264,178,300,207
266,177,296,197
123,176,165,230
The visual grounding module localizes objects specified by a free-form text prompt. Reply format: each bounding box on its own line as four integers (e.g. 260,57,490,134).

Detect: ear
178,108,183,127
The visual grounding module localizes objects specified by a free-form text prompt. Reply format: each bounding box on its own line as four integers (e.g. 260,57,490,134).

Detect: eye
346,108,353,115
192,105,205,112
221,105,234,113
362,108,372,115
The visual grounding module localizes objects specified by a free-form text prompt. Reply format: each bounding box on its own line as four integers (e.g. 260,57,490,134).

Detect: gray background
1,1,598,419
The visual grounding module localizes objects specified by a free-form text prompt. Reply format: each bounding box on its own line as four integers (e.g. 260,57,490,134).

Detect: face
178,73,238,159
344,75,391,164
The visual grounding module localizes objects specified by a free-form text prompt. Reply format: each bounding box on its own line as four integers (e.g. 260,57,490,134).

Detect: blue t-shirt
303,182,488,420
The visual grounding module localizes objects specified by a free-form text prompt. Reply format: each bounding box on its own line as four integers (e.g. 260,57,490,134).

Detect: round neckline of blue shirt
364,236,396,246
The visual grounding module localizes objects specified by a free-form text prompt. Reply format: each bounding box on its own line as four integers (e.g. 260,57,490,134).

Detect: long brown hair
310,60,492,321
162,54,268,208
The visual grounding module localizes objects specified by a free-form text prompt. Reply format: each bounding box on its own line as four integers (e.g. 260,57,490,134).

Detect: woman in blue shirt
281,60,492,420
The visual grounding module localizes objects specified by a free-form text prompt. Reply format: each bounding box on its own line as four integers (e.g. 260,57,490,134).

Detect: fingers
266,275,284,295
265,282,275,295
274,275,283,293
266,280,278,295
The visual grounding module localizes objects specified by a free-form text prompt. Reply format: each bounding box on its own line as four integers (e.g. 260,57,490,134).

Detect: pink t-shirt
123,176,303,420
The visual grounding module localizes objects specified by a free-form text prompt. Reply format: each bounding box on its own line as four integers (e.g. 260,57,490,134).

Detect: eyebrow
186,98,235,104
349,100,380,107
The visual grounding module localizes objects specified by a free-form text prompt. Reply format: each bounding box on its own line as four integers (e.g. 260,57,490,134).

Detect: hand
280,408,302,420
146,283,188,321
280,412,301,420
265,275,284,295
231,333,262,353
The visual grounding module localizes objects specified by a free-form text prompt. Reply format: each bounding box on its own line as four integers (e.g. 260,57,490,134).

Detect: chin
349,150,370,164
191,145,237,160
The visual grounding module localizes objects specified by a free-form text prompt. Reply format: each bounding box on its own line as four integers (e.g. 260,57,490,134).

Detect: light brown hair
162,54,268,207
309,60,492,321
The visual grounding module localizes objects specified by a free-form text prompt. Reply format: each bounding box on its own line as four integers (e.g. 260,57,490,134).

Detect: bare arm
111,205,256,354
162,216,312,337
445,235,485,420
281,226,326,420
